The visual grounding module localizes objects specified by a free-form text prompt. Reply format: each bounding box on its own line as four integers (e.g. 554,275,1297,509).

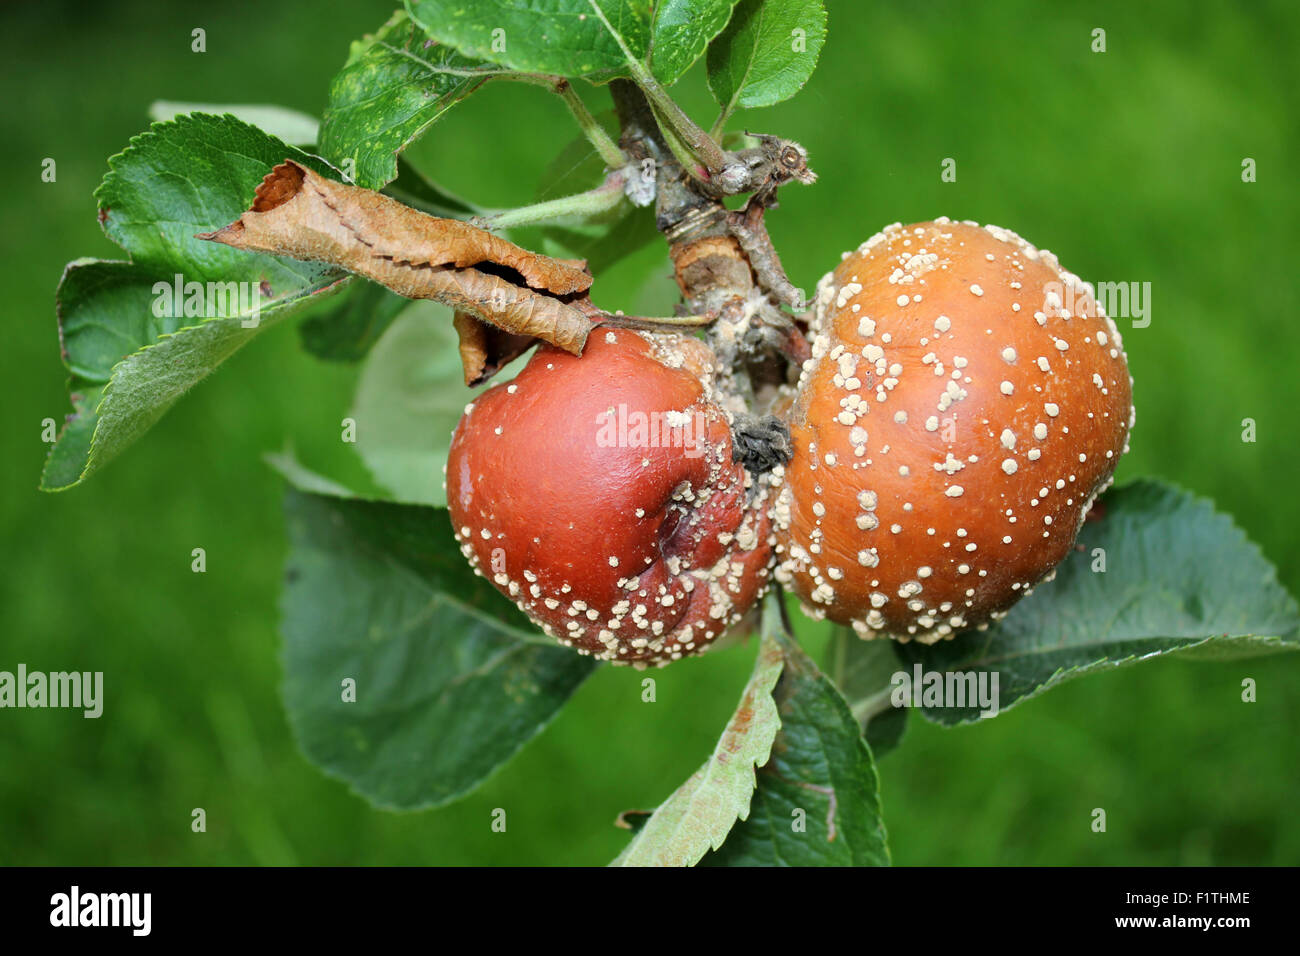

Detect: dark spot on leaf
730,704,754,734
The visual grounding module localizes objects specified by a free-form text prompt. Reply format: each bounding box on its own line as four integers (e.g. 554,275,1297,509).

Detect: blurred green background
2,0,1297,866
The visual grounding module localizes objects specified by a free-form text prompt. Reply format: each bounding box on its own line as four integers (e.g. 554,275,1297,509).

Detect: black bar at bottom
0,865,1284,941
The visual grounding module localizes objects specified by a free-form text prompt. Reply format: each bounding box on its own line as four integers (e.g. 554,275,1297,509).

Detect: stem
629,60,729,175
851,687,896,725
779,324,813,366
509,74,626,169
599,312,717,331
473,174,627,230
553,79,626,169
727,199,803,307
709,105,735,142
609,78,662,155
582,0,728,175
828,623,849,685
827,623,899,726
652,103,711,185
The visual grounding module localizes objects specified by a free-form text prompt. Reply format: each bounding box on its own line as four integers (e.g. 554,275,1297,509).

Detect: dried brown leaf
199,160,596,354
452,311,539,387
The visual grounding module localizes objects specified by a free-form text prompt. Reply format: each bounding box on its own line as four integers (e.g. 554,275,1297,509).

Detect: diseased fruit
773,219,1135,642
447,328,776,666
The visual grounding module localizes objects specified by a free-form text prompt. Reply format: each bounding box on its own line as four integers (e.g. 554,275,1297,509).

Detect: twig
727,197,803,308
598,312,718,331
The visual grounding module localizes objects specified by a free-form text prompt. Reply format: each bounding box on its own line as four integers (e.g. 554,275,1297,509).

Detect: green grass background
1,0,1297,865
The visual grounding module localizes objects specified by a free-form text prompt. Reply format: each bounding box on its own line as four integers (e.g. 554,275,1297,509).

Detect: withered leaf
199,160,596,354
452,312,540,387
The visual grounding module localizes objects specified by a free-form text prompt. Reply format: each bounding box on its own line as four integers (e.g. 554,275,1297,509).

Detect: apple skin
447,328,775,666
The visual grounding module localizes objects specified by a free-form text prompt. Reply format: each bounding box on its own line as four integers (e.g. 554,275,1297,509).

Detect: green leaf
43,114,347,491
94,115,336,278
706,0,827,118
825,627,908,758
384,158,484,219
263,447,359,499
319,10,494,189
863,699,908,758
148,101,320,146
409,0,652,81
897,479,1300,725
649,0,740,85
281,489,594,810
41,385,103,493
534,207,659,275
611,600,785,866
299,279,412,363
534,117,621,200
703,627,890,867
350,306,482,506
